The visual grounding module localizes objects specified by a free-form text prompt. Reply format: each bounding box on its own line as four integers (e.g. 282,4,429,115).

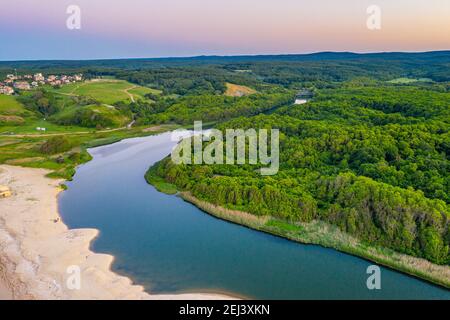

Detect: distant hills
1,50,449,67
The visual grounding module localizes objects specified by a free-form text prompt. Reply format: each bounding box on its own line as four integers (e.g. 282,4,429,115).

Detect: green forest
139,56,450,266
151,83,450,265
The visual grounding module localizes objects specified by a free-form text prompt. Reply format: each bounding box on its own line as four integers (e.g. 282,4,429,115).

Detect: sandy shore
0,278,12,299
0,165,232,300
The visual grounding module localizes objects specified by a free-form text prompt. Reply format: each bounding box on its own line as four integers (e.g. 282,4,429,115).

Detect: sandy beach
0,165,232,300
0,278,12,299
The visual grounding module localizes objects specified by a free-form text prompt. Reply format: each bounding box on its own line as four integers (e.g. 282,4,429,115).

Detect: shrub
39,136,72,154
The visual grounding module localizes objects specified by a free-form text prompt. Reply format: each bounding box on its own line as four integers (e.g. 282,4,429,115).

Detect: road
0,121,136,138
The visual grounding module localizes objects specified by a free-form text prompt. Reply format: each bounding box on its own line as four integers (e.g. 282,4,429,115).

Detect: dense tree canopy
151,83,450,265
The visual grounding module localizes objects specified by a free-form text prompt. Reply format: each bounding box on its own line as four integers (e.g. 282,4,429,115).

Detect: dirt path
127,120,136,129
123,85,137,103
0,126,128,138
50,83,85,98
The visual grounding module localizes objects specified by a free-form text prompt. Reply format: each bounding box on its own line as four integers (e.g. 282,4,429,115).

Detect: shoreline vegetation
0,123,180,182
0,127,447,300
145,169,450,289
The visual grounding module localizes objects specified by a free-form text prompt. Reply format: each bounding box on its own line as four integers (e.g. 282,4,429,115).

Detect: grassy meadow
0,95,29,114
48,79,160,104
0,77,171,180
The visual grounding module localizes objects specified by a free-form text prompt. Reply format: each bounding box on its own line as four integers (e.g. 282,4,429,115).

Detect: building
2,72,83,92
0,86,14,95
0,185,12,198
61,76,71,84
34,73,45,82
13,81,31,90
50,80,62,86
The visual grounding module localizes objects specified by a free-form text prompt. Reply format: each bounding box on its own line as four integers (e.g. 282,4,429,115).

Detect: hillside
148,82,450,274
224,83,257,97
48,79,160,105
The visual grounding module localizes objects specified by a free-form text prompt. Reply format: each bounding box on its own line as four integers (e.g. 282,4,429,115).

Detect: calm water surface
59,132,450,299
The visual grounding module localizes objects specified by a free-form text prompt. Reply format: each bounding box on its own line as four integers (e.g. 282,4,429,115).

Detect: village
0,72,83,95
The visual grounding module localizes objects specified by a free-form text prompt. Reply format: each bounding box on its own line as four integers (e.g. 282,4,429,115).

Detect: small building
0,86,14,95
34,73,45,82
13,81,31,90
0,185,12,198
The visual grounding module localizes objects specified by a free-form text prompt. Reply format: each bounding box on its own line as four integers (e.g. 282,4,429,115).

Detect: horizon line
1,49,449,63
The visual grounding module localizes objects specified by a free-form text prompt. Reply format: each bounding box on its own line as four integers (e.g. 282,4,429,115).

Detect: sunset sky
1,0,449,60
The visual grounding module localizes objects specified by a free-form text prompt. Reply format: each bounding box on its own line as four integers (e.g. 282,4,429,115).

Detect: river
59,131,450,299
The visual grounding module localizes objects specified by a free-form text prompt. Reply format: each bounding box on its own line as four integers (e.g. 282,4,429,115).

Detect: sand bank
0,165,232,300
0,279,12,299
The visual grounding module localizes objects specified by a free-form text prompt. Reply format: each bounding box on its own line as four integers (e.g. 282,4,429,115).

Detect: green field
0,95,28,115
0,95,88,132
0,124,179,179
50,104,130,128
0,119,89,135
128,86,161,98
49,80,160,104
0,78,162,133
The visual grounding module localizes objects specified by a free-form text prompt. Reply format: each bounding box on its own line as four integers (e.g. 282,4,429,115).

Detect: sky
1,0,449,60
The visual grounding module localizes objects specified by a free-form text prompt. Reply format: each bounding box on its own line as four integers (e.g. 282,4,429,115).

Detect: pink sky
1,0,449,60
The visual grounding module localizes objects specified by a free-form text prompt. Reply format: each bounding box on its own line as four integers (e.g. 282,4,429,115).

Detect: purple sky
1,0,449,60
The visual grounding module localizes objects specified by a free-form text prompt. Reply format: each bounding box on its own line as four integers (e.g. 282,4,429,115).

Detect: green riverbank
0,124,179,181
145,168,450,290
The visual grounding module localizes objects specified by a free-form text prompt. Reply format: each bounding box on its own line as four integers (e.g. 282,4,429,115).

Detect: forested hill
150,82,450,266
1,51,450,81
2,50,450,66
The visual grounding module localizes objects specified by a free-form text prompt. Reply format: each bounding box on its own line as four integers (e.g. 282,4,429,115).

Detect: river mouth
59,132,450,300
